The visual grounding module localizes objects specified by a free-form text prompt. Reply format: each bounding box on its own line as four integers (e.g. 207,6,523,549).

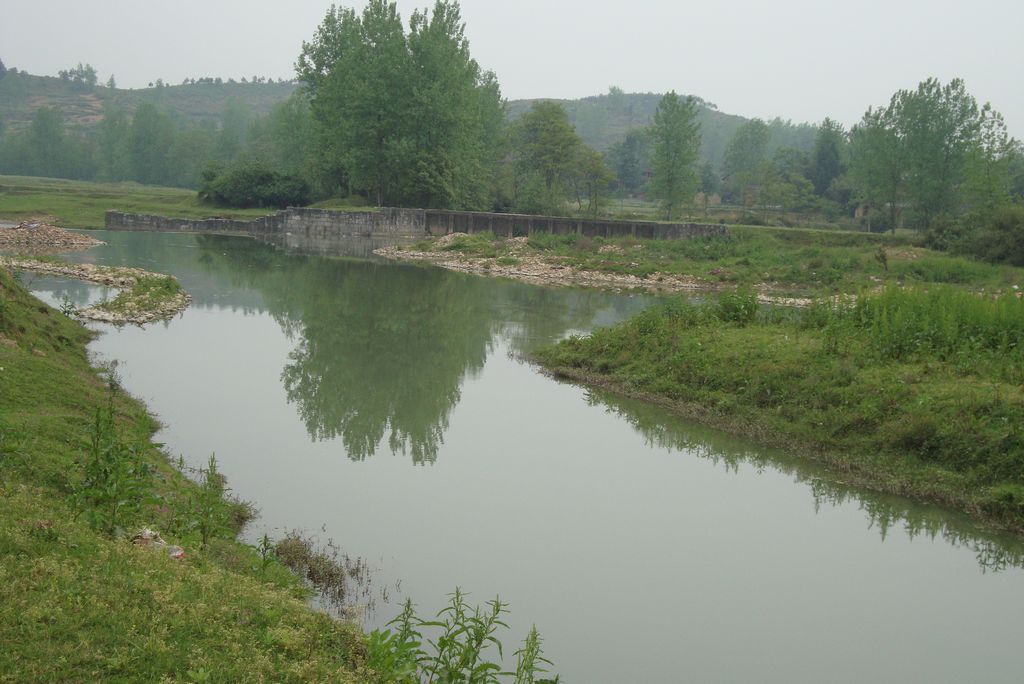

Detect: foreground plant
366,589,559,684
73,398,153,535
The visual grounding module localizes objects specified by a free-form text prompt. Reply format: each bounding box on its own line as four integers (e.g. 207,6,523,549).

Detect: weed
72,398,153,535
194,454,228,547
58,296,79,317
366,590,559,684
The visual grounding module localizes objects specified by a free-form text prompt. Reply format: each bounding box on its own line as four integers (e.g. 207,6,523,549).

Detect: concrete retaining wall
105,207,728,254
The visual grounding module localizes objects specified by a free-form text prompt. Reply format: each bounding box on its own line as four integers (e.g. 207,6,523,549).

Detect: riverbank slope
0,266,368,681
537,287,1024,533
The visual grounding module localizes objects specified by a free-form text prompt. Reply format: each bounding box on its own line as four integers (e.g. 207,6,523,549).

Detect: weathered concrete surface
105,207,729,255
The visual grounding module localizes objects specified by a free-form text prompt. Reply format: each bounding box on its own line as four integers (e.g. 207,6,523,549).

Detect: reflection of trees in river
194,235,652,463
586,387,1024,573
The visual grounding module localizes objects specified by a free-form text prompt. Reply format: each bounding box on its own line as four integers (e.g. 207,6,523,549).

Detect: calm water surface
29,231,1024,683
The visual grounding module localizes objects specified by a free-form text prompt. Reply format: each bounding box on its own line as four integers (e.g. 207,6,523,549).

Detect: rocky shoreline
0,257,192,325
0,218,105,252
374,235,813,307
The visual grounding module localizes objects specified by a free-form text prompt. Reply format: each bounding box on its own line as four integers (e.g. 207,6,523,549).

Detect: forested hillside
0,68,812,169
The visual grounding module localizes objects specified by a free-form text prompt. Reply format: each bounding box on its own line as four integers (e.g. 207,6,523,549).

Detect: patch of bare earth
0,218,104,253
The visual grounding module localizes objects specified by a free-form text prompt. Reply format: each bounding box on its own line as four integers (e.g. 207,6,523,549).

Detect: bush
968,205,1024,266
198,160,310,209
715,288,759,325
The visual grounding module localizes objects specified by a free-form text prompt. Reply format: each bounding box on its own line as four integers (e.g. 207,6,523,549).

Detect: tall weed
366,590,559,684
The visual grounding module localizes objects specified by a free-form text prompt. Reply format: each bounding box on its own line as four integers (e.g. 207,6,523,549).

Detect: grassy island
538,286,1024,533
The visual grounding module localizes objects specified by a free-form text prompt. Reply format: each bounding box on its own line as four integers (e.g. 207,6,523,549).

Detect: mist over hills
0,70,817,167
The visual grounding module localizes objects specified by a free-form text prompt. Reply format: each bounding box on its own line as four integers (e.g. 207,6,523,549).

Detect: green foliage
811,117,846,196
539,285,1024,527
723,119,770,208
849,77,1020,241
966,205,1024,266
819,286,1024,365
73,398,153,535
298,1,504,208
511,101,582,214
0,267,368,682
366,590,559,684
714,288,758,324
649,91,701,220
193,454,228,547
198,159,310,208
607,129,650,194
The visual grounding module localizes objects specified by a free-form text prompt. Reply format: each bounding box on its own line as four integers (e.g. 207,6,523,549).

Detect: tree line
1,4,1022,261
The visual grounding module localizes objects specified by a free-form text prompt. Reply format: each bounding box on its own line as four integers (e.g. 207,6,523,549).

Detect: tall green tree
895,78,980,228
298,1,502,208
810,117,846,196
571,146,615,217
849,106,905,232
405,1,503,209
723,118,770,208
511,101,581,214
607,129,649,195
26,107,69,178
648,92,701,219
125,103,173,185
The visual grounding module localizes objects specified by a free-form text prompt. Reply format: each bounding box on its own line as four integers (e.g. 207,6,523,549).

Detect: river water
25,230,1024,683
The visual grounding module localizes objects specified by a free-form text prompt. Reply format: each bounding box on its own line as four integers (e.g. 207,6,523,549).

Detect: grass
537,286,1024,532
0,175,273,230
0,265,368,682
93,273,183,316
431,228,1023,297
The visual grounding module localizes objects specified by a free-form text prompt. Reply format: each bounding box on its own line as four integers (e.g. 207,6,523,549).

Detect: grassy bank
0,175,273,229
421,228,1022,296
0,266,368,681
537,287,1024,532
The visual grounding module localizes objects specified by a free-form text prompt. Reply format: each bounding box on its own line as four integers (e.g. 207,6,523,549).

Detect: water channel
24,230,1024,683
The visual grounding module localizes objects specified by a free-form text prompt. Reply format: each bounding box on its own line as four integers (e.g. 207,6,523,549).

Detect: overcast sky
3,0,1022,134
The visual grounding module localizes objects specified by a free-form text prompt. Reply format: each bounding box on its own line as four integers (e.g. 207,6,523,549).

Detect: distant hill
508,91,818,166
0,71,817,167
0,72,298,131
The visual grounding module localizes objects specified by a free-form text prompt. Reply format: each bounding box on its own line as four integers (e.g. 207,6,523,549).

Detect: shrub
198,160,309,209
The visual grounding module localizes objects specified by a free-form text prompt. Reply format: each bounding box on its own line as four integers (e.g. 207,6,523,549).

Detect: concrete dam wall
105,207,729,255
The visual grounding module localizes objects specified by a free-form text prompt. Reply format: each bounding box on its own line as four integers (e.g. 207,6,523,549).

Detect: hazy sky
3,0,1023,134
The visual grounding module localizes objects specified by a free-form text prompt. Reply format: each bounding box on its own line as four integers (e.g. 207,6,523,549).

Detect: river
25,230,1024,683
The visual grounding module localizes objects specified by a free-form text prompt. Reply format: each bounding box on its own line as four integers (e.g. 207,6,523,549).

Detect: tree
895,78,980,229
26,107,68,177
849,107,905,233
810,117,845,195
648,91,701,220
405,1,504,209
962,105,1015,224
511,101,581,214
607,130,649,195
105,74,116,89
571,146,615,216
723,119,770,209
848,78,1003,235
125,103,173,185
96,103,129,181
298,1,505,208
0,58,7,79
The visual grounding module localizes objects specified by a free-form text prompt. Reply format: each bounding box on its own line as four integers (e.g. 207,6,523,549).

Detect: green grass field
0,175,273,229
